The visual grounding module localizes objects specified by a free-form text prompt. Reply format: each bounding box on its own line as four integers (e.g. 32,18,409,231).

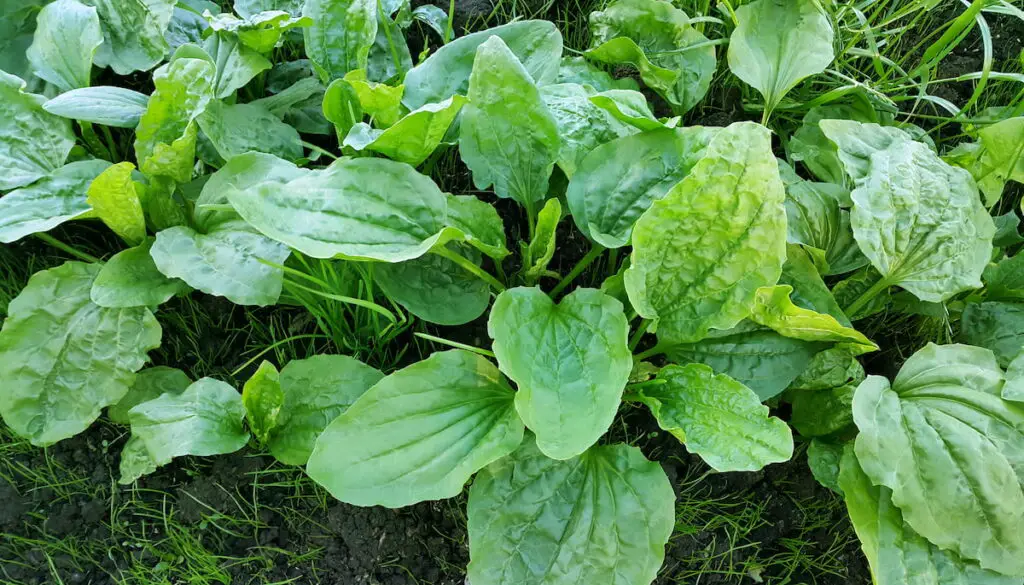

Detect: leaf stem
843,277,891,318
634,341,668,362
550,243,604,298
431,246,506,292
415,332,496,358
302,141,338,160
628,319,650,352
34,233,102,264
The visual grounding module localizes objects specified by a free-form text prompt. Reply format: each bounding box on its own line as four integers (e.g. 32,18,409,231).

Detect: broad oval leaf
587,0,715,114
625,121,787,345
0,159,111,244
445,194,509,261
0,71,75,190
267,354,383,465
727,0,834,117
306,350,525,507
134,56,216,183
822,120,994,302
467,438,674,585
86,162,147,245
302,0,376,82
343,95,466,166
42,86,150,128
1006,353,1024,403
91,239,189,308
540,83,636,179
488,287,631,460
86,0,176,75
193,151,307,232
108,366,191,424
403,20,563,110
852,343,1024,575
959,301,1024,368
150,224,291,306
567,126,717,248
126,378,249,480
198,100,303,162
0,262,162,446
375,246,491,326
637,363,793,471
666,320,825,401
459,36,561,209
26,0,102,92
839,447,1019,585
227,156,449,262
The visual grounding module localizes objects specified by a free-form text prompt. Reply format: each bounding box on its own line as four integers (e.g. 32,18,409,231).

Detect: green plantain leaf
789,383,855,438
86,162,147,245
235,0,303,18
306,350,524,507
26,0,102,92
227,156,450,262
750,285,877,350
85,0,176,75
342,68,404,127
821,120,994,302
459,36,561,210
302,0,377,82
567,126,717,248
42,86,149,128
0,262,162,446
539,83,636,178
134,54,216,183
150,224,291,306
0,0,41,81
193,151,306,231
1006,353,1024,402
666,320,824,401
343,95,466,166
91,239,189,308
557,55,639,92
242,361,282,445
0,71,75,190
374,246,490,326
266,354,383,465
588,89,667,131
445,194,509,261
625,122,787,345
0,159,111,244
205,10,310,54
782,171,867,275
123,378,249,483
788,101,882,184
807,439,844,493
108,366,190,424
322,78,362,142
403,20,563,110
839,446,1020,585
852,343,1024,575
202,32,272,99
198,101,303,162
727,0,834,118
467,438,674,585
489,287,631,460
524,198,560,280
959,301,1024,367
586,0,715,114
636,363,793,471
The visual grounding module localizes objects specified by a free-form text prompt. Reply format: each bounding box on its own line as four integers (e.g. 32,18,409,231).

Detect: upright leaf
783,171,867,275
0,71,75,190
302,0,377,81
26,0,103,91
343,95,466,166
625,122,787,345
467,439,674,585
445,194,509,261
524,198,560,279
227,156,449,262
266,354,383,465
567,126,717,248
86,162,147,245
242,361,283,445
402,20,563,110
134,55,216,183
306,350,524,507
587,0,715,113
822,121,995,302
852,343,1024,575
0,160,111,244
322,78,362,142
636,364,793,471
727,0,834,118
0,262,162,446
839,447,1019,585
489,287,631,460
203,32,272,99
86,0,177,75
459,36,560,210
